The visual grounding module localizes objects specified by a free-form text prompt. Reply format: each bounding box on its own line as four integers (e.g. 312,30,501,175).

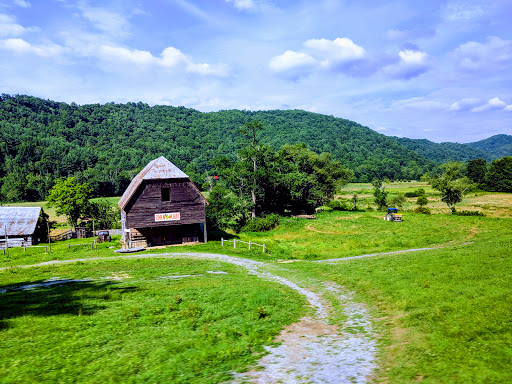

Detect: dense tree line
206,121,354,231
0,94,438,202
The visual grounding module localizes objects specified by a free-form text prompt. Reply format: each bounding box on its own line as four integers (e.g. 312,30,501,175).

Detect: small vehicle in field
385,207,403,222
97,230,111,243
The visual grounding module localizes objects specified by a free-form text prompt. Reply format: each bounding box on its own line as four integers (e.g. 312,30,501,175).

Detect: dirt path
2,252,377,383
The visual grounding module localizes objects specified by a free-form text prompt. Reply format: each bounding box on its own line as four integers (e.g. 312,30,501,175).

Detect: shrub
454,210,485,216
389,193,406,208
241,214,280,232
414,206,431,214
327,199,349,211
416,195,429,207
405,188,426,198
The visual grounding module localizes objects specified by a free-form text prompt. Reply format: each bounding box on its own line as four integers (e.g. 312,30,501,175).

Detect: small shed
0,206,42,248
118,156,207,248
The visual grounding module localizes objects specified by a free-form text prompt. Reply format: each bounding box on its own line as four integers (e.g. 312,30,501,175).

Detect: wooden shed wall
125,179,206,229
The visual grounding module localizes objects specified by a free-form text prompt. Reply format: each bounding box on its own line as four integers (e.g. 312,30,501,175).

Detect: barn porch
127,223,205,248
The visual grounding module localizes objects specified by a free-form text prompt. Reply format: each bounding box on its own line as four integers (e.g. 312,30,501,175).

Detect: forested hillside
395,137,492,163
396,135,512,163
0,94,440,202
467,134,512,159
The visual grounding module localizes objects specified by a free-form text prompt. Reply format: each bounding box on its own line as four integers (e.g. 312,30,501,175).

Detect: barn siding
125,179,206,229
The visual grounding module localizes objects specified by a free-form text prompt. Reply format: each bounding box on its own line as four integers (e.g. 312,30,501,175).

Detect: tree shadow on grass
0,280,139,330
207,228,239,241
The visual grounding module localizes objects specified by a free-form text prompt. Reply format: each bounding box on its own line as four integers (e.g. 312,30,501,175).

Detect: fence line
67,242,96,250
50,229,73,242
221,237,266,253
2,244,49,255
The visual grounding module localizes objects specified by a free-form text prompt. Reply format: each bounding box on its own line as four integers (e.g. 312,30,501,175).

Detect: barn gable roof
0,207,41,236
118,156,204,210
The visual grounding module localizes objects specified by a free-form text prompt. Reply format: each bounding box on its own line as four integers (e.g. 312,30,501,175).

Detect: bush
241,214,281,232
405,188,426,198
454,210,485,217
414,206,431,214
327,199,349,211
389,193,406,208
416,195,429,207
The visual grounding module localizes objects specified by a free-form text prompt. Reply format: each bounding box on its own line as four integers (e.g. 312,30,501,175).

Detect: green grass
0,258,306,383
1,185,511,383
235,210,483,260
286,222,512,383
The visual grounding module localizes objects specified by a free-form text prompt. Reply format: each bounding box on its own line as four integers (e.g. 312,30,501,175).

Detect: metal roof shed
0,206,42,247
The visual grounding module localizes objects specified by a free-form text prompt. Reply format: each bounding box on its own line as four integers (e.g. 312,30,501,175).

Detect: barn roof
0,207,41,236
118,156,199,210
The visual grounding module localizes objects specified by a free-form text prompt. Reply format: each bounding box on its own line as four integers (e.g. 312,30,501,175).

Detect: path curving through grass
3,252,377,384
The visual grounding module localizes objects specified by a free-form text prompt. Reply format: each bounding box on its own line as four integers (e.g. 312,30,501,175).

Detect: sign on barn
155,212,180,222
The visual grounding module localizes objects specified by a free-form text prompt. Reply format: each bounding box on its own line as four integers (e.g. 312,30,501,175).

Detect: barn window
161,187,170,202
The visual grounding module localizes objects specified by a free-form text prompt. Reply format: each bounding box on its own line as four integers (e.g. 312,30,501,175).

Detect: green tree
46,177,93,228
467,158,487,185
372,179,388,209
485,157,512,192
430,162,475,213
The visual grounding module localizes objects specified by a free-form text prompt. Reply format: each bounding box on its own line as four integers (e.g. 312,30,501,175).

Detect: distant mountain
0,94,509,203
467,134,512,159
0,94,434,202
394,137,492,163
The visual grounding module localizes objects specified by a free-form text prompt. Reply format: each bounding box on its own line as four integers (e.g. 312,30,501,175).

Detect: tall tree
46,177,93,228
430,162,475,213
467,158,487,185
485,156,512,192
238,120,265,218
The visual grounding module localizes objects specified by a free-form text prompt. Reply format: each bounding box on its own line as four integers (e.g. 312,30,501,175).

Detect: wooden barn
0,207,42,248
118,156,207,248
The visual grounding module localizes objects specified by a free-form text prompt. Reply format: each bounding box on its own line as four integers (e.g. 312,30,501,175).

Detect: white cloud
386,28,435,40
0,13,37,36
452,36,512,72
225,0,255,10
78,5,131,37
444,2,483,21
449,98,480,111
13,0,30,7
269,50,316,73
0,37,63,57
471,97,507,112
303,37,365,69
98,45,230,76
392,97,444,111
384,49,432,79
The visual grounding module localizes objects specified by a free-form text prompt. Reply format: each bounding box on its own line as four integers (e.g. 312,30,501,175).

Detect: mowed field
1,184,511,383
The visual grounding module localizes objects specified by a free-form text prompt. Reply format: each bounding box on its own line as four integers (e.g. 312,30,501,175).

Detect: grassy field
0,257,306,383
1,184,511,383
339,181,512,217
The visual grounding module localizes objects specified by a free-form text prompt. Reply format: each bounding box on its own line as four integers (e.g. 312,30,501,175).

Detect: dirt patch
306,224,339,235
336,215,363,220
465,226,480,241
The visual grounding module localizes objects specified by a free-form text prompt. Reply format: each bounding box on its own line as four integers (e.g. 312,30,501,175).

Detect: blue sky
1,0,511,143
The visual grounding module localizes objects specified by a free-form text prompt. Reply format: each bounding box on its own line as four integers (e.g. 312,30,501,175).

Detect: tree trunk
251,156,257,218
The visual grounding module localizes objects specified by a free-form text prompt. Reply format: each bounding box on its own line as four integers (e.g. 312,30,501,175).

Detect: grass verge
0,257,306,383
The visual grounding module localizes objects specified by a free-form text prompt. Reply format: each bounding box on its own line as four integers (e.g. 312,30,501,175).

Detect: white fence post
221,237,224,247
234,239,236,249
